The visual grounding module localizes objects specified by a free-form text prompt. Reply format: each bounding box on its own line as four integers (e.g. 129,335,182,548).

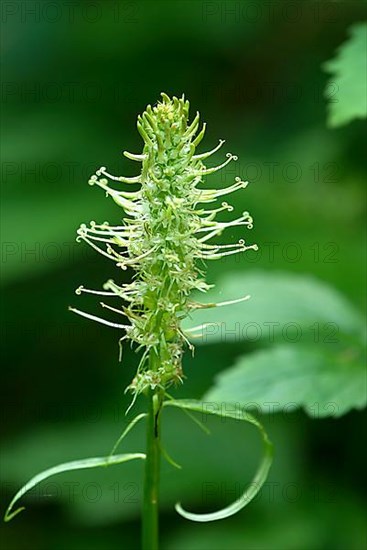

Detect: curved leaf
163,399,273,522
4,452,145,522
109,413,147,457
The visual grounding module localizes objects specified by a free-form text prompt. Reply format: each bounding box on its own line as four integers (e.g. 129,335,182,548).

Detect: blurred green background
1,1,366,549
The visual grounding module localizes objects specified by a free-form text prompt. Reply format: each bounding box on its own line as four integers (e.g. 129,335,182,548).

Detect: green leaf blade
204,344,367,418
4,452,145,523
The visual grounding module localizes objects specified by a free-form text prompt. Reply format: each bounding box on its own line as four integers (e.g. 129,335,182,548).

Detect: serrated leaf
163,399,273,521
183,271,363,345
204,344,367,418
323,22,367,127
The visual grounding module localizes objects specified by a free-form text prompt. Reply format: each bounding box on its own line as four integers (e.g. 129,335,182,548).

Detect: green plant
4,94,273,549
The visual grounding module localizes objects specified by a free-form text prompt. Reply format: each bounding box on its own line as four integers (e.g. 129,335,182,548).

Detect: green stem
142,387,163,550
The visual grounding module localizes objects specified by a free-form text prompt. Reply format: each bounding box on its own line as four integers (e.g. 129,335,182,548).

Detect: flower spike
4,94,268,531
70,93,257,396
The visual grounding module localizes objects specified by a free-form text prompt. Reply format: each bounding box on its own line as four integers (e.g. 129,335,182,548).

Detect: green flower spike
5,94,273,533
70,93,257,398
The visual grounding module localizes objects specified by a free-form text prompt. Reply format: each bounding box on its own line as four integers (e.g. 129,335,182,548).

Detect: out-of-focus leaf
323,22,367,127
182,271,364,345
204,344,367,417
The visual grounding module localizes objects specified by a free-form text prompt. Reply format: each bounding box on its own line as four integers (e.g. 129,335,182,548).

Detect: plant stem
142,387,163,550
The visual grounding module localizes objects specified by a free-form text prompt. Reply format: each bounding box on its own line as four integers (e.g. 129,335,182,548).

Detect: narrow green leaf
204,344,367,418
4,452,145,522
164,399,273,522
165,392,211,435
108,413,147,457
159,441,182,470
